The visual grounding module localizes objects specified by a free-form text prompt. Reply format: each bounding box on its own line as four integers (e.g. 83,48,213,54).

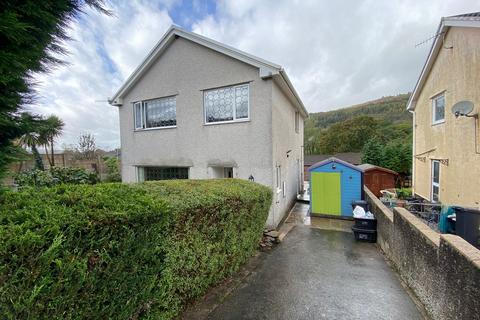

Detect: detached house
109,26,308,227
407,13,480,207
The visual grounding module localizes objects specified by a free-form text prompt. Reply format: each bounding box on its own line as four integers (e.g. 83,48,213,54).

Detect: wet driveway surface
208,226,423,320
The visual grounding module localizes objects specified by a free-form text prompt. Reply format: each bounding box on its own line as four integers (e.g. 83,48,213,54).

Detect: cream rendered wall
413,27,480,207
270,82,305,226
118,37,274,190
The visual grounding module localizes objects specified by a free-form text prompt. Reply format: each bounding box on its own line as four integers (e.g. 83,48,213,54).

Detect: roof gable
304,153,362,166
308,157,363,173
407,12,480,111
108,25,308,117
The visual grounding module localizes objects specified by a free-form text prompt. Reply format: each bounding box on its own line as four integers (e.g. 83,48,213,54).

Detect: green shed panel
311,172,341,215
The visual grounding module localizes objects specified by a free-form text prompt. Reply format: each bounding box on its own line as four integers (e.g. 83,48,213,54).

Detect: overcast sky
30,0,478,150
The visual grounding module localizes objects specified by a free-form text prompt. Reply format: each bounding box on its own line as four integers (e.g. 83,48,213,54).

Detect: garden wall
365,187,480,320
0,179,272,319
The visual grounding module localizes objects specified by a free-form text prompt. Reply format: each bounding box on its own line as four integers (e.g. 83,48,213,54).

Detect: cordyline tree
0,0,110,178
41,115,65,166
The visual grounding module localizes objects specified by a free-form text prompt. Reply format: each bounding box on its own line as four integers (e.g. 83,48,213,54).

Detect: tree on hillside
0,1,110,178
362,137,385,165
41,115,65,167
317,116,379,154
362,137,412,183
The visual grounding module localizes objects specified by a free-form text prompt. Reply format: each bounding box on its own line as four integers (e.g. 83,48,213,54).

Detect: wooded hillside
305,93,412,175
307,93,411,130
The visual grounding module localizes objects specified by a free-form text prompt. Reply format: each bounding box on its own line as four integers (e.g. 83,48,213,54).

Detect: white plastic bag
353,206,375,219
364,211,375,219
353,205,366,218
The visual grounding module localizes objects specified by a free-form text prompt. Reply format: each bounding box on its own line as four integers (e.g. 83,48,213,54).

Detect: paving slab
208,226,424,320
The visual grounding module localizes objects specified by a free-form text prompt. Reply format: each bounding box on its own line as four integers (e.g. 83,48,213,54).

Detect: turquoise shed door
311,172,341,215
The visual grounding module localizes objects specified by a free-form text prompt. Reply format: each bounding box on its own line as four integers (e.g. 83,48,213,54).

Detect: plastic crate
354,218,377,230
352,227,377,243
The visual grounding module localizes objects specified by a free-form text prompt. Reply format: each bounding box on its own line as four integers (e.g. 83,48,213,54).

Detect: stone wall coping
394,207,441,247
365,187,480,320
364,187,393,222
441,234,480,268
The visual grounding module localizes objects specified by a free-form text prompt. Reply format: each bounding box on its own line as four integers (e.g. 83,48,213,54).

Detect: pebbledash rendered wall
365,187,480,320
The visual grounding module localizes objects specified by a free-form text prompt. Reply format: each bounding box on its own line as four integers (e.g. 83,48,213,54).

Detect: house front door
431,160,440,202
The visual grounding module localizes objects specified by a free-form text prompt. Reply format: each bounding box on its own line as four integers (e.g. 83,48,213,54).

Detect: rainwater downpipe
409,108,416,195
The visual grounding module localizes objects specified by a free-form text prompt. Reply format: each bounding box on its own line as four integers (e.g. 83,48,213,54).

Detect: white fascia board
443,19,480,28
174,27,282,71
273,71,309,118
109,25,281,106
108,26,177,106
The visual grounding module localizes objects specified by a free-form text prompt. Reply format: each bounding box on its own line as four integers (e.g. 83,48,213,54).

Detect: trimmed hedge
0,179,272,319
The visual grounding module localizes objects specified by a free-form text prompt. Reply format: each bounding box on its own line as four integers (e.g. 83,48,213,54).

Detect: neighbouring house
108,26,308,227
407,12,480,207
357,164,398,198
304,152,362,181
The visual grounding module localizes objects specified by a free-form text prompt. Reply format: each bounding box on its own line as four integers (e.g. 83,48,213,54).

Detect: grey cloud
30,0,478,149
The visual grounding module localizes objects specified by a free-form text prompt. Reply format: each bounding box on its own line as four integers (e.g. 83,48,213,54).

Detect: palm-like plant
18,113,46,170
40,115,64,167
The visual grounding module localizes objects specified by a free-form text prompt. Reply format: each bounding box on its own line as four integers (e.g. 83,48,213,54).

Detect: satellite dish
451,101,474,117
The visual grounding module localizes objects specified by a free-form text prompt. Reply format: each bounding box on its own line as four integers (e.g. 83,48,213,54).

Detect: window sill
431,120,445,126
134,126,177,132
204,119,250,126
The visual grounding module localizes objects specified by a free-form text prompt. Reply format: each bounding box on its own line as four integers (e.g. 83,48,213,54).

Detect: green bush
396,187,412,199
103,156,121,182
0,179,272,319
14,167,98,187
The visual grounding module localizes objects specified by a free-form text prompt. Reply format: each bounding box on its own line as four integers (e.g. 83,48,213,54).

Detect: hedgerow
14,167,98,187
0,179,272,319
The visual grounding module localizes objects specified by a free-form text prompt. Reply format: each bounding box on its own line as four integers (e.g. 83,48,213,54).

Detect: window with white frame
432,94,445,124
431,160,440,202
204,84,249,123
295,111,300,133
134,96,176,130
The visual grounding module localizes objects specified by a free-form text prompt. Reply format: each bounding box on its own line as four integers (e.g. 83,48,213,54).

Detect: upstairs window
204,84,249,124
134,96,176,130
432,94,445,124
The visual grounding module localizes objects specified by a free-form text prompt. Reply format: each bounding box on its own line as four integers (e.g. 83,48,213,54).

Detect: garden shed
309,157,363,217
357,164,398,198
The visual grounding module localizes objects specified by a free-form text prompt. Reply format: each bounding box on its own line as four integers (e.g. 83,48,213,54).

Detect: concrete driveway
208,226,424,320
